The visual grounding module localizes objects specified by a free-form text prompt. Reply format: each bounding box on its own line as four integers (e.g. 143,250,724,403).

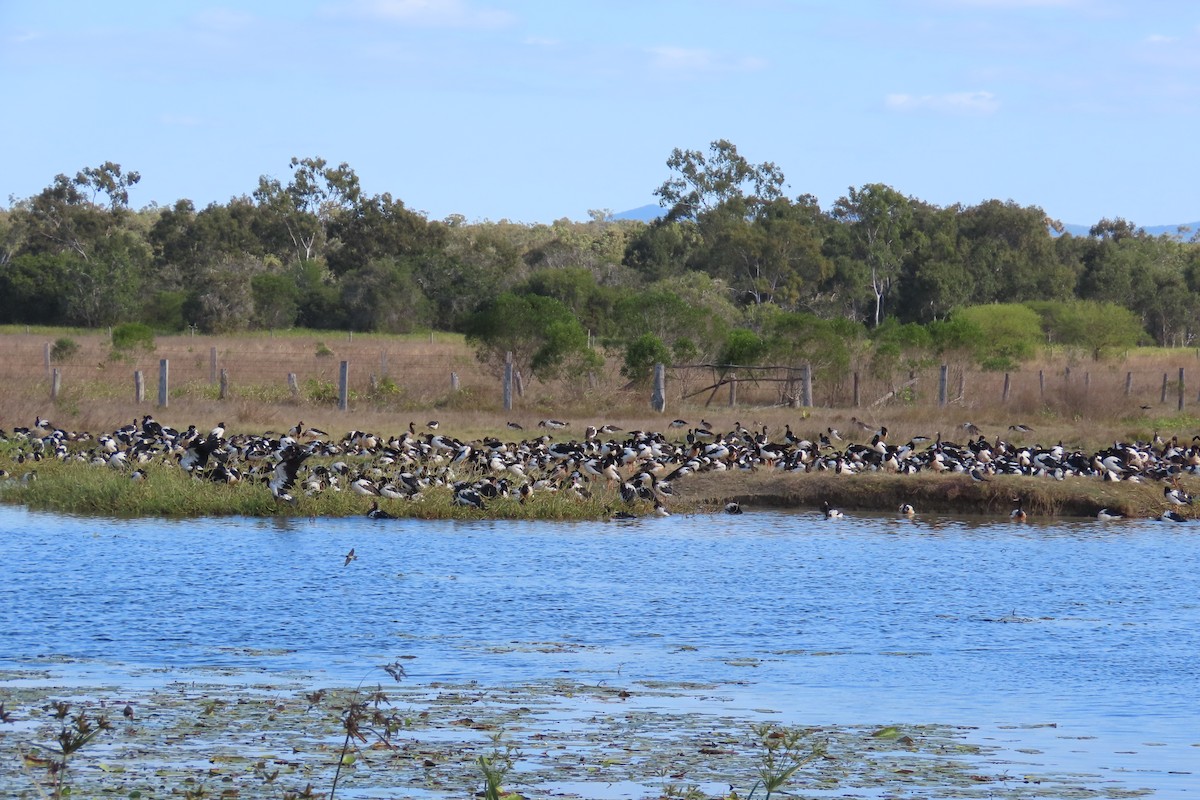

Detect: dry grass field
3,327,1200,450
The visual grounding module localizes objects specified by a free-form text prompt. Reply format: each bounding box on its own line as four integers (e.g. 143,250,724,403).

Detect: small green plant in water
478,731,520,800
730,724,826,800
326,661,408,800
21,701,113,799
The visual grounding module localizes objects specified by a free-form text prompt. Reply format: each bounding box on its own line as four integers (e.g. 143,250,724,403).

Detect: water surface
1,505,1197,794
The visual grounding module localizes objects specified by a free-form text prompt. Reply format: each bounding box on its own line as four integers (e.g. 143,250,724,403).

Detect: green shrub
50,337,79,362
304,377,339,404
111,323,155,352
622,333,671,385
720,329,768,368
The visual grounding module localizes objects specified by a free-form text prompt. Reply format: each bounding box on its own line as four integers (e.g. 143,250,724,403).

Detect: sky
3,0,1199,227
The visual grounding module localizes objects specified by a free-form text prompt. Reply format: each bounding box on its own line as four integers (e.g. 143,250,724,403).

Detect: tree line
1,142,1197,385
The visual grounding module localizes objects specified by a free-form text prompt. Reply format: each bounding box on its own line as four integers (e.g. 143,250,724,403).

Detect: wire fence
4,332,1199,416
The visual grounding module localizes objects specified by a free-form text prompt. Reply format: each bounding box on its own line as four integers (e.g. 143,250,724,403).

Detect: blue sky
3,1,1198,226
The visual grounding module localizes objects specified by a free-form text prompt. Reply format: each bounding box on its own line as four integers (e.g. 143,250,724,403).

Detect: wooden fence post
1039,370,1045,400
957,370,965,403
1002,372,1010,403
938,364,948,407
728,373,738,407
338,360,349,411
158,359,169,408
1125,371,1133,396
1161,372,1169,404
288,373,300,398
451,372,459,391
503,352,513,411
852,370,859,407
651,363,666,413
219,368,229,400
1179,367,1185,411
134,370,144,403
51,368,60,400
801,364,812,407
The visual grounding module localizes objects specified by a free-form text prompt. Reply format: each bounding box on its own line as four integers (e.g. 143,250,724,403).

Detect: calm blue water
1,505,1198,794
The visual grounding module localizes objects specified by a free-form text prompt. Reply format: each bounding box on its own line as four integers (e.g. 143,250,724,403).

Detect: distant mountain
1060,221,1198,238
612,204,662,222
613,205,1197,239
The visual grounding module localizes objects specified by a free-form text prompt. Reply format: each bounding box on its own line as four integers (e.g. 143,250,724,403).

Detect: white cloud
189,8,257,31
645,46,766,75
885,90,1000,114
335,0,514,27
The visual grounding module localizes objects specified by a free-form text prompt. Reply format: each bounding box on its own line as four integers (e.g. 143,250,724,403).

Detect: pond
1,504,1197,797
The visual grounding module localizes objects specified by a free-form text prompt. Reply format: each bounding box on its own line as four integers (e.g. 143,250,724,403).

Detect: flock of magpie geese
0,415,1196,521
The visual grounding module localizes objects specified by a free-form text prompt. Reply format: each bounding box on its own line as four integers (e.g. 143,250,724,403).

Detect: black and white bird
181,434,222,474
268,444,312,502
367,501,394,520
1096,508,1123,521
723,501,743,514
1164,485,1193,506
899,503,916,516
1161,509,1187,523
453,485,487,509
821,500,844,520
1010,497,1028,522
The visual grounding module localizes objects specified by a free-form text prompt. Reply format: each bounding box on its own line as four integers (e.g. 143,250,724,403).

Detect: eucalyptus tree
325,192,441,277
463,292,599,380
5,162,149,325
253,156,361,264
955,199,1073,304
894,204,969,323
622,218,701,283
340,257,433,333
654,139,785,222
830,183,918,327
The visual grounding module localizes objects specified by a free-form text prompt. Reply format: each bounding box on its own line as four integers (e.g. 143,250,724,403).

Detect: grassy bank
0,458,651,520
0,454,1187,521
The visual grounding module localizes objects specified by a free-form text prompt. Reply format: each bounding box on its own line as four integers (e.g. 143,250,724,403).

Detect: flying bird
344,548,357,566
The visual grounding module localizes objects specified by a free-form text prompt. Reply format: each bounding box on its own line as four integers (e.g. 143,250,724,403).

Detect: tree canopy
3,143,1199,377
